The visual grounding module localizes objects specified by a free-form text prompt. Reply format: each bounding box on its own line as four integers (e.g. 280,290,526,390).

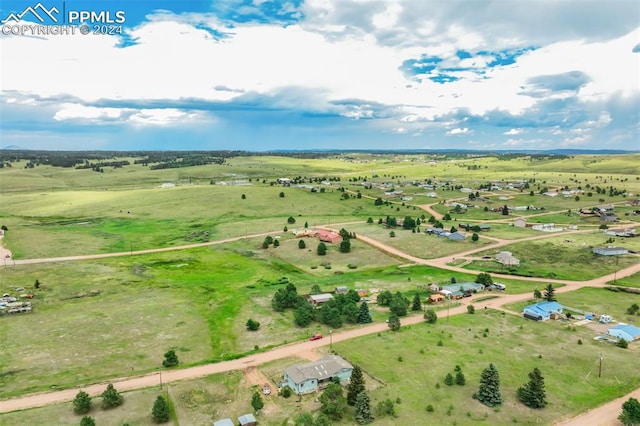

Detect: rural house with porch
282,355,353,395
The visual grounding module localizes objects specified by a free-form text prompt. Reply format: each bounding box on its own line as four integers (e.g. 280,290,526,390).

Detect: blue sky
1,0,638,151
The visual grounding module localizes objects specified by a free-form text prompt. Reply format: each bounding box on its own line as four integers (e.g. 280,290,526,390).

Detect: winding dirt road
1,225,639,425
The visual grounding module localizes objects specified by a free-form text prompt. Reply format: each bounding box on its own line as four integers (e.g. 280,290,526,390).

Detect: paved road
1,225,639,424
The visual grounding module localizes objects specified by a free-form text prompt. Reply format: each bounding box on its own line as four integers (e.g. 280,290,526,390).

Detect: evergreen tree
502,204,509,215
411,293,422,311
339,239,351,253
543,284,557,302
73,390,92,414
517,367,547,409
357,302,372,324
80,417,95,426
444,373,454,386
471,233,479,242
347,365,366,406
101,383,124,409
354,391,374,424
389,292,409,317
293,303,315,327
619,397,640,426
476,363,502,407
455,370,466,386
163,350,179,367
319,383,348,421
251,391,264,412
151,395,170,423
298,239,306,249
387,313,401,331
317,242,327,255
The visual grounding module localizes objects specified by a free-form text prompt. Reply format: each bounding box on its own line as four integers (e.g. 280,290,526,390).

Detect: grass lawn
0,386,169,426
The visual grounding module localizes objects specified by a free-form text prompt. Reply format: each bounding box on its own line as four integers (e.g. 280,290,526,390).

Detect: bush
426,404,434,412
100,383,123,409
617,338,629,349
281,386,293,398
73,390,92,415
467,305,475,314
151,396,170,423
163,350,179,368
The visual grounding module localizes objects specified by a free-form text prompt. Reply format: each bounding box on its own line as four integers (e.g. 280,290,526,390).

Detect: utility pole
598,354,603,378
329,330,333,352
159,368,163,390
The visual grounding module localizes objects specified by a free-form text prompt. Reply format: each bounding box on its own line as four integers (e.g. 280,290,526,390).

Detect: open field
463,232,640,281
5,308,639,425
0,152,639,423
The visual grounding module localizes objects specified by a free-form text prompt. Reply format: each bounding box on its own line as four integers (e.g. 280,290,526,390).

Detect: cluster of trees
271,283,373,329
474,364,547,409
533,284,557,302
74,385,170,424
262,235,280,249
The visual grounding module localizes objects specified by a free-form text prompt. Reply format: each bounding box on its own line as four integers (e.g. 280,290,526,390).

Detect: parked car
309,333,323,341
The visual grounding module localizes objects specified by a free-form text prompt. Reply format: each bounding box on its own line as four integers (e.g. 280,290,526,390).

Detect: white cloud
504,128,523,135
54,104,123,122
447,127,470,135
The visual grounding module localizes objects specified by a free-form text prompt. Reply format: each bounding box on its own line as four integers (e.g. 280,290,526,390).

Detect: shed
514,218,527,228
213,419,235,426
608,324,640,342
238,413,257,426
495,251,520,266
308,293,334,306
448,232,466,241
593,247,628,256
334,286,349,294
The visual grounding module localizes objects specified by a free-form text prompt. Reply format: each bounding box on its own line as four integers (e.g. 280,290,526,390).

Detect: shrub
281,386,292,398
426,404,434,412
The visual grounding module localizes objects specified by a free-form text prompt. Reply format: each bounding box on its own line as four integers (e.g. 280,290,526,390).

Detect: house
238,413,257,426
448,232,466,241
334,286,349,294
513,218,527,228
317,230,342,244
608,324,640,342
428,283,440,293
213,419,235,426
627,199,640,206
593,247,628,256
277,178,291,185
523,302,563,321
428,294,445,303
441,282,485,294
282,355,353,395
600,212,618,222
495,251,520,267
532,223,564,232
308,293,334,306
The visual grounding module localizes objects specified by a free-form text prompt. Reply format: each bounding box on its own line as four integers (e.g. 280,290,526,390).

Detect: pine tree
619,397,640,426
455,366,466,386
101,383,124,409
444,373,454,386
476,363,502,407
357,302,373,324
151,395,170,423
251,391,264,412
411,293,422,311
543,284,556,302
162,350,179,367
517,368,547,408
354,391,374,424
319,382,348,421
80,416,95,426
73,390,92,414
424,309,437,324
347,365,366,406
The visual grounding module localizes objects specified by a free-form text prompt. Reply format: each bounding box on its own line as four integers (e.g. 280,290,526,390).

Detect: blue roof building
608,324,640,342
523,302,563,321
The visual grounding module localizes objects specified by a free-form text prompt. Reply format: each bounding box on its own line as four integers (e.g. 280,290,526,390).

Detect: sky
0,0,639,152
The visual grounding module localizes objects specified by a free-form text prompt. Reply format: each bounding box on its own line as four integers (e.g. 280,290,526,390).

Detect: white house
282,355,353,395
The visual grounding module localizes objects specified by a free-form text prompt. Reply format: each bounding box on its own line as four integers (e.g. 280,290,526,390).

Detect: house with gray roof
282,355,353,395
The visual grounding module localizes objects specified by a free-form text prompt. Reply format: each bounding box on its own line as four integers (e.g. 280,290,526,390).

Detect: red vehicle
309,333,323,341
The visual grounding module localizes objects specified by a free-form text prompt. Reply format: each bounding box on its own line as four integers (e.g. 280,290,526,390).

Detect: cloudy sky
1,0,639,151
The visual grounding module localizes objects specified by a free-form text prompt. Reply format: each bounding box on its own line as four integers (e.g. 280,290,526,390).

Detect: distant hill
2,145,28,150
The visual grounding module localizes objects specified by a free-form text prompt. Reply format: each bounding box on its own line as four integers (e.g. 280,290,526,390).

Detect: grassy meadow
0,152,639,424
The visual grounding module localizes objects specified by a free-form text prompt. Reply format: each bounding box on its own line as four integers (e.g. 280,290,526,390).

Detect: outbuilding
608,324,640,342
238,413,257,426
523,302,563,321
